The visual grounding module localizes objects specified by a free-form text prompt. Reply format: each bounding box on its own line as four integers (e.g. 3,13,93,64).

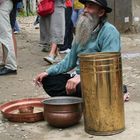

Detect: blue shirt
46,21,121,75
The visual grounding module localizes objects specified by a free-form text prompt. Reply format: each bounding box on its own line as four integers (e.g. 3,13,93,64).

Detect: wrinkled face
75,2,105,46
84,2,105,17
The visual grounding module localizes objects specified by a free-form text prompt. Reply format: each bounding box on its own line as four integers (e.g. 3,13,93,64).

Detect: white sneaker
60,48,71,54
14,31,20,34
34,24,39,29
43,55,62,64
43,56,56,64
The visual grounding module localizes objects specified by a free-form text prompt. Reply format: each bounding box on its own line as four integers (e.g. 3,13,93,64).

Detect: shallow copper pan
0,98,46,123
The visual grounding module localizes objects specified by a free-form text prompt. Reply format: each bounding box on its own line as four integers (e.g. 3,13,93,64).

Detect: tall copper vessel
79,52,125,136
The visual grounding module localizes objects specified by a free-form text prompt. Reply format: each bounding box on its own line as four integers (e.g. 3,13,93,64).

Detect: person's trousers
14,20,20,32
71,9,83,27
42,74,128,98
0,0,17,70
42,74,81,97
63,7,73,50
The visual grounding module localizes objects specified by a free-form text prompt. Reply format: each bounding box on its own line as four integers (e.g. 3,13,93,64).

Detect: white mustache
80,12,98,21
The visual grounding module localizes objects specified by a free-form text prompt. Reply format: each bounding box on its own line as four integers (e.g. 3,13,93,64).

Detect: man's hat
79,0,112,13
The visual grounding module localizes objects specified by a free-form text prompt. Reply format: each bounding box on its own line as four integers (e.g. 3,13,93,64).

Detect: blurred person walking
14,1,24,34
40,0,65,64
59,0,73,54
71,0,84,33
0,0,17,75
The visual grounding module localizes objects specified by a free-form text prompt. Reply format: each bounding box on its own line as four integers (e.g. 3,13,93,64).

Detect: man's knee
41,74,70,97
76,83,82,97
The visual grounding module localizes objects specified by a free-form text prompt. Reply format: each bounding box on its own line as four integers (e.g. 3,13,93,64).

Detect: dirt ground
0,16,140,140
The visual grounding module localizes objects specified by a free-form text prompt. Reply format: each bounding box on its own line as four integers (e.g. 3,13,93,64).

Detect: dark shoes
41,47,50,52
123,85,127,93
0,67,17,76
0,63,5,68
123,85,130,102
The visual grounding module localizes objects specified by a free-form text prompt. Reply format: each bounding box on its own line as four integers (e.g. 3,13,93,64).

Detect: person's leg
42,74,82,97
0,0,17,74
48,43,57,57
42,74,71,97
10,2,17,30
42,75,129,100
39,16,50,52
39,16,46,45
14,20,20,33
59,7,69,51
34,15,40,29
2,38,17,71
34,15,40,26
71,9,78,27
41,16,57,63
44,6,65,64
1,44,6,65
12,32,17,58
9,3,17,58
60,7,73,52
66,20,73,49
43,43,60,64
73,83,82,97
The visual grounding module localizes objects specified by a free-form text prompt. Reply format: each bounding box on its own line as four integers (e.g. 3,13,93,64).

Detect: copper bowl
42,96,83,128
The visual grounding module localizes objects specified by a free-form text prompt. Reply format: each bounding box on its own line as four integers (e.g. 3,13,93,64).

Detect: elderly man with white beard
34,0,129,100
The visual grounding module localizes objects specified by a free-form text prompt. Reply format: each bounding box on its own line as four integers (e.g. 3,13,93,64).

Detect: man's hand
34,72,48,87
66,75,80,95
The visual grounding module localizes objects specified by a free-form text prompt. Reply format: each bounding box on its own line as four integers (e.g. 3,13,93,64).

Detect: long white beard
75,13,99,46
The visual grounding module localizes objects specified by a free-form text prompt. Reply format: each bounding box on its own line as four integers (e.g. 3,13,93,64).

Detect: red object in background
37,0,54,16
65,0,72,8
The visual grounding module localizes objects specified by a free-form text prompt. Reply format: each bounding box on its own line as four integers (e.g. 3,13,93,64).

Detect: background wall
107,0,140,33
107,0,133,33
132,0,140,32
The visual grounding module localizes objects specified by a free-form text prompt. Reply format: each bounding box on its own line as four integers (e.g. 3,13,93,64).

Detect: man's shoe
0,63,5,68
0,67,17,76
14,31,20,34
41,47,50,52
60,48,71,54
43,56,56,64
